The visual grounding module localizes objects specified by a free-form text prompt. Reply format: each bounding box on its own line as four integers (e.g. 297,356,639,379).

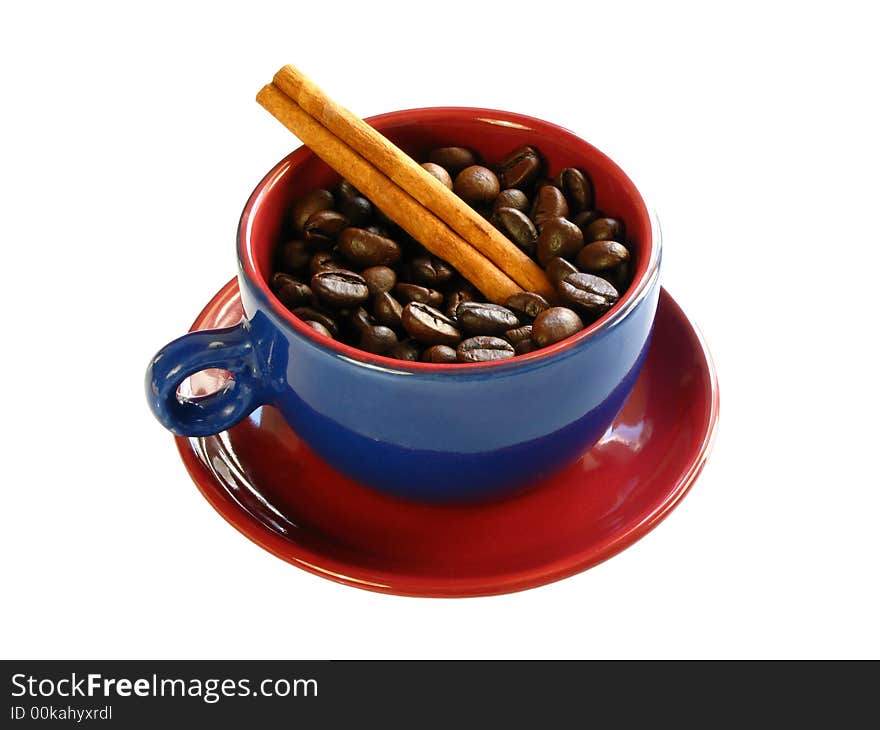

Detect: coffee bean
585,217,625,242
270,272,312,309
421,162,454,189
274,142,634,362
504,324,533,346
359,325,398,355
558,273,620,317
410,256,455,287
445,289,475,319
336,179,362,200
304,210,349,247
290,189,334,232
537,217,584,267
365,223,391,237
361,265,397,295
278,239,310,273
493,188,530,213
401,302,462,346
422,345,458,363
337,195,372,227
309,250,342,275
304,320,333,338
505,292,550,320
576,240,630,274
532,307,584,347
292,306,339,337
428,146,477,175
544,256,580,287
531,185,569,227
456,301,520,336
496,146,541,190
515,339,537,355
456,336,515,363
454,165,501,204
394,283,444,308
494,207,538,255
571,209,601,234
311,269,370,308
347,306,375,334
389,339,422,362
373,291,404,329
338,227,402,267
555,168,593,214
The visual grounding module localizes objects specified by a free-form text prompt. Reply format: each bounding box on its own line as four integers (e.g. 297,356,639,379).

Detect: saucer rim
175,279,719,598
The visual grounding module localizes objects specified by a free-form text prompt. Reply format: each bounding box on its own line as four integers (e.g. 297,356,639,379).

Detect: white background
2,1,878,659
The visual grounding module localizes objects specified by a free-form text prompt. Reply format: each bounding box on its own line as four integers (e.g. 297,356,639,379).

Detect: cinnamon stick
272,65,556,302
256,83,522,304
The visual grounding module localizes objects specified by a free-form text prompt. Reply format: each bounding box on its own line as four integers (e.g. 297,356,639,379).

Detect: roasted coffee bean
558,273,620,316
394,283,444,308
493,188,530,213
555,168,593,214
496,145,541,190
292,306,339,337
571,209,601,234
277,239,310,273
401,302,462,346
504,324,533,346
304,320,333,338
532,307,584,347
531,185,569,227
361,265,397,295
290,189,334,232
373,291,404,329
338,227,402,267
537,217,584,266
422,344,458,364
359,325,398,355
428,146,477,175
456,301,520,336
544,256,580,287
311,269,370,308
337,195,372,227
336,179,363,200
309,250,342,275
410,256,455,287
445,289,475,319
304,210,349,247
270,272,312,309
389,339,422,362
505,292,550,320
515,339,537,355
347,306,375,334
364,223,391,237
454,165,501,204
576,240,630,274
274,141,634,362
456,336,515,363
494,207,538,255
421,162,454,189
585,217,625,242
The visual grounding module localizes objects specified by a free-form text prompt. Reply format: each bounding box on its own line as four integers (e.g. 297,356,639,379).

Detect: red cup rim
238,106,661,373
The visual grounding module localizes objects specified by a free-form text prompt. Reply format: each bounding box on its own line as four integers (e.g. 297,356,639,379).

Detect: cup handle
145,320,267,437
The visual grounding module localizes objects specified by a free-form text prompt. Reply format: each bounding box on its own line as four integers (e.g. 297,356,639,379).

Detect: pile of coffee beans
270,144,633,363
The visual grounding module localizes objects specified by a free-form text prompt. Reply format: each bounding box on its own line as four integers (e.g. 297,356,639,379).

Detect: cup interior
239,107,656,369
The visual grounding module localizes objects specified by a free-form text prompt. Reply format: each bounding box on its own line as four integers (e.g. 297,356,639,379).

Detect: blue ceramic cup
146,107,661,502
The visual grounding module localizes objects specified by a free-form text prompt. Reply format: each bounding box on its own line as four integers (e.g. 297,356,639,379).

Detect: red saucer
175,280,719,597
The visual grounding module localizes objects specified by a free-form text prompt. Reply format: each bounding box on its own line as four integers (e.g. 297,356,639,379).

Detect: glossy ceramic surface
175,280,718,597
148,107,661,500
